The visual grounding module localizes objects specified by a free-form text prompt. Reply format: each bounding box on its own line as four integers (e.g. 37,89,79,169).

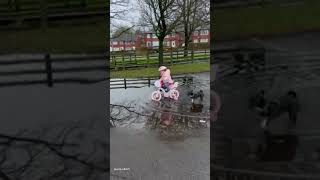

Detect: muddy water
214,36,320,165
110,72,210,180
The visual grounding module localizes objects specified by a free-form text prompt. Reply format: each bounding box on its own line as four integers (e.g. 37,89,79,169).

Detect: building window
147,34,151,38
112,41,118,45
193,39,198,43
147,42,152,47
152,34,157,38
201,30,209,35
200,39,208,43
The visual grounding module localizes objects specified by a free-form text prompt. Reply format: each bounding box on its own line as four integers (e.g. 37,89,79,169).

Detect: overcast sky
110,0,141,32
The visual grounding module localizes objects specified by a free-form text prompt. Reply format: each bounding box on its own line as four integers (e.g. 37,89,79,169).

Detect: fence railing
110,49,210,70
110,75,194,89
0,0,105,28
0,53,107,88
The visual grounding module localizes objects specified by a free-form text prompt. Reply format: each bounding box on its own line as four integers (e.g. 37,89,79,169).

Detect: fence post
148,77,150,87
113,55,117,68
134,54,137,64
122,54,125,70
146,50,150,68
191,48,194,63
45,53,53,87
15,0,20,11
129,54,132,63
124,78,127,89
170,48,173,65
176,50,178,61
40,0,48,30
8,0,13,10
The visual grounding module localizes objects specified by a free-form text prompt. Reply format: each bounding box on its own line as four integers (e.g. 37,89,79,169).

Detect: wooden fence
110,75,193,89
0,47,267,88
110,49,210,70
0,53,107,88
0,0,105,28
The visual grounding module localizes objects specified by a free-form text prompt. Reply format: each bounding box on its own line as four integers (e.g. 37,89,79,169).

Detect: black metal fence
110,75,193,89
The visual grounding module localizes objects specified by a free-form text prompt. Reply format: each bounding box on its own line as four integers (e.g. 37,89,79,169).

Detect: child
158,66,173,92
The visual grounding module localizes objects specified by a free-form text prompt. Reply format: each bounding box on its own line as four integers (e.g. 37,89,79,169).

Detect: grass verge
0,20,106,53
110,62,210,78
215,0,320,40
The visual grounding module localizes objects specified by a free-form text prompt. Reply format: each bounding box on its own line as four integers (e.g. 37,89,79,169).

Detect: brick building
110,29,210,52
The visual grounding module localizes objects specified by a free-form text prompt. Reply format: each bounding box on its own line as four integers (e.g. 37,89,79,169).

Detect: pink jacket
160,69,174,84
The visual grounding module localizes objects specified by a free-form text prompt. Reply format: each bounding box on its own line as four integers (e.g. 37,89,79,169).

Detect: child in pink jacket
158,66,174,92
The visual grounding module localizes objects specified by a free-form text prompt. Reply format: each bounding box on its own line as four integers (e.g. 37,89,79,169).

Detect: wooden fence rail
0,47,266,88
0,0,105,28
0,53,107,87
110,49,210,70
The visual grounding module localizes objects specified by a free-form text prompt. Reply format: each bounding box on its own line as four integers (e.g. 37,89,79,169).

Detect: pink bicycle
151,80,179,101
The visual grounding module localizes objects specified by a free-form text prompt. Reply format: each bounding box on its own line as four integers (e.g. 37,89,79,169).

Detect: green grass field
0,21,106,53
0,0,104,10
2,0,319,53
215,0,320,40
111,52,209,68
110,62,210,78
0,0,106,53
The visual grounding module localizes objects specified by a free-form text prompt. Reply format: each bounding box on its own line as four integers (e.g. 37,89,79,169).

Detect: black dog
188,90,204,103
188,90,204,112
182,76,193,85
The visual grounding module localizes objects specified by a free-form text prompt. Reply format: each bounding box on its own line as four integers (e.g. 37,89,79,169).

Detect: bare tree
176,0,209,57
110,0,137,40
111,25,136,39
110,0,129,20
138,0,182,66
0,120,111,180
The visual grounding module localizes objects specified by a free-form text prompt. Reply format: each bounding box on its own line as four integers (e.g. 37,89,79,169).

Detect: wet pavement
110,72,210,180
213,33,320,170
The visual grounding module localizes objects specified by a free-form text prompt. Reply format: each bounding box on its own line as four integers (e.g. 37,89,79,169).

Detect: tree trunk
158,38,164,66
184,37,189,57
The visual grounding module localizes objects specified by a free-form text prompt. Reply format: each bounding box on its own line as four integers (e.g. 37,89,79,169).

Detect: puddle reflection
110,73,210,140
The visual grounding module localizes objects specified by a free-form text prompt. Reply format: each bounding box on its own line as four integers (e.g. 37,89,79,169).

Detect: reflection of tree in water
110,94,210,140
110,102,147,127
144,100,209,140
0,120,109,180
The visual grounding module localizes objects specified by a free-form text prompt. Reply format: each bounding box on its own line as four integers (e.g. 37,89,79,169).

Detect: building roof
111,33,136,42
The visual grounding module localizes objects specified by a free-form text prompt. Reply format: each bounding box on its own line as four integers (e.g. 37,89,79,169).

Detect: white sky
110,0,141,33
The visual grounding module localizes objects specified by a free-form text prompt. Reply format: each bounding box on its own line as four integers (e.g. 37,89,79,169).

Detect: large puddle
213,48,320,167
110,72,210,180
110,72,210,131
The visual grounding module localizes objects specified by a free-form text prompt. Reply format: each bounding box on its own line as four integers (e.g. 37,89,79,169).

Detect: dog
188,90,204,103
